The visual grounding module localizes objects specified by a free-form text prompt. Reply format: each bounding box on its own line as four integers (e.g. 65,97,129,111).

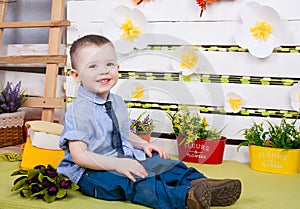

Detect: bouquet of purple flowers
130,111,155,135
0,81,27,113
11,164,79,203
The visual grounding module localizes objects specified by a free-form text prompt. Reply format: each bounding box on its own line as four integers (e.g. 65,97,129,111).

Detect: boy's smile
72,43,119,100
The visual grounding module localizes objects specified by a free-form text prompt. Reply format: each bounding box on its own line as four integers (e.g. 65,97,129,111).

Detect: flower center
120,18,141,42
250,21,273,41
180,50,198,69
131,86,144,99
228,97,242,111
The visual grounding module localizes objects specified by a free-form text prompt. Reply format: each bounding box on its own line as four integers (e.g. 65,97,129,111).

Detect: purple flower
42,178,52,188
60,179,72,189
48,186,58,196
31,184,42,194
34,165,46,170
45,167,57,178
26,175,40,185
0,81,26,113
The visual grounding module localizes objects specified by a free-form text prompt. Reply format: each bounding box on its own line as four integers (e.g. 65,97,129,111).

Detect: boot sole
193,181,212,209
211,180,241,206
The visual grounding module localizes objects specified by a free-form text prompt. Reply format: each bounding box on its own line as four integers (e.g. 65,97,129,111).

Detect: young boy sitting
57,34,241,209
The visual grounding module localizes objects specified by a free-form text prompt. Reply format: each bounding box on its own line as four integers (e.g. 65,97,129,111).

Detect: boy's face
72,43,119,100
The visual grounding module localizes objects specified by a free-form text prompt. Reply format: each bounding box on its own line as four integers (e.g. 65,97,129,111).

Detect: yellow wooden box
21,136,64,170
249,145,300,174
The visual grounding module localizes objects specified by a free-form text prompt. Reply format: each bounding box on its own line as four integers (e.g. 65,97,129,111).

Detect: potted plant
167,107,226,164
0,81,27,147
238,117,300,174
130,111,155,142
11,164,79,203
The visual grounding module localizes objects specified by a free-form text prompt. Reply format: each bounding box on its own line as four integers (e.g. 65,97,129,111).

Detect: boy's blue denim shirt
57,85,146,184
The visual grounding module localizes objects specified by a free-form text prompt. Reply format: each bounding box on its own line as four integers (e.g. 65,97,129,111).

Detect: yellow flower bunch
167,107,222,145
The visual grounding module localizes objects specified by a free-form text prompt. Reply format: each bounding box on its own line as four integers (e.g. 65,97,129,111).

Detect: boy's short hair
70,34,112,69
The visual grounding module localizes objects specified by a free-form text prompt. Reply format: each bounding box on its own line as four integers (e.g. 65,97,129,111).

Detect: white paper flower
234,2,284,58
224,92,244,113
103,6,148,54
171,46,201,76
130,82,145,100
289,82,300,111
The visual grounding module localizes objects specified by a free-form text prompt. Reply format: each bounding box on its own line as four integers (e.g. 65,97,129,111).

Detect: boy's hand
115,158,148,182
142,143,169,159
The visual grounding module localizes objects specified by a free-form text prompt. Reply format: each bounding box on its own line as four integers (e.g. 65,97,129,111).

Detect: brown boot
186,180,212,209
190,178,241,207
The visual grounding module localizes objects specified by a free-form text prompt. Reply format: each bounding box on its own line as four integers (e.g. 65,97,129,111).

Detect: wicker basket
0,111,25,148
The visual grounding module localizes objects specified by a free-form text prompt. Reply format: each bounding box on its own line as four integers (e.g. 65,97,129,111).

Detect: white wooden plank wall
66,0,300,146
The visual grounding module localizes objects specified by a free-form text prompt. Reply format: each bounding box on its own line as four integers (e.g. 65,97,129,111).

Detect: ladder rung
0,55,67,64
0,20,70,28
24,97,63,109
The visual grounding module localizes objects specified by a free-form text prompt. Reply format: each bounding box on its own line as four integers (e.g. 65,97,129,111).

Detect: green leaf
21,189,32,198
71,183,80,190
11,170,28,176
31,188,46,197
56,189,67,199
44,192,57,203
38,173,44,183
11,178,27,191
28,169,39,179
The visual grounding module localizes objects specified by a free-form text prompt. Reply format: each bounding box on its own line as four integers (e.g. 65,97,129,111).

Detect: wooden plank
0,1,7,48
67,21,300,45
42,0,65,122
24,97,63,109
0,70,65,97
115,51,300,78
0,55,66,64
67,0,300,22
0,20,70,28
113,80,294,110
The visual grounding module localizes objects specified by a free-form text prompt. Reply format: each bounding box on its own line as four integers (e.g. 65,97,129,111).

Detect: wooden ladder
0,0,70,122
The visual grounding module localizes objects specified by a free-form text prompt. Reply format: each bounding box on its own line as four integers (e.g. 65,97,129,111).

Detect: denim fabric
78,153,206,209
57,85,145,184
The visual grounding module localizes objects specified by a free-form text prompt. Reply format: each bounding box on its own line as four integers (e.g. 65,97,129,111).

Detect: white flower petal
134,35,148,50
182,69,194,76
261,5,281,21
240,2,261,23
289,82,300,100
247,38,275,58
114,39,134,54
102,19,123,41
234,25,253,48
289,82,300,111
291,101,300,112
131,8,147,29
111,6,134,26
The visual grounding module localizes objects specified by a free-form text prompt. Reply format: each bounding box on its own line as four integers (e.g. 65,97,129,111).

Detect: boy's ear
70,69,81,82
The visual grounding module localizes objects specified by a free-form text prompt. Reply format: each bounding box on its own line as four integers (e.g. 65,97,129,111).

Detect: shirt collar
77,85,113,105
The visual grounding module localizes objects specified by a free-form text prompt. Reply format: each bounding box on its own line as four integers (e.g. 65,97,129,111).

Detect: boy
57,34,241,209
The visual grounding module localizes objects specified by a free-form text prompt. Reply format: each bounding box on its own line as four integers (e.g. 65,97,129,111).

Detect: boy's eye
88,64,97,69
107,63,115,67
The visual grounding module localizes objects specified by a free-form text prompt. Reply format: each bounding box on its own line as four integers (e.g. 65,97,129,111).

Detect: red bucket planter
176,136,227,164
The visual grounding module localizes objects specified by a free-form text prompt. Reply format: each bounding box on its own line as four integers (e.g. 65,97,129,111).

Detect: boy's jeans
78,153,206,209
